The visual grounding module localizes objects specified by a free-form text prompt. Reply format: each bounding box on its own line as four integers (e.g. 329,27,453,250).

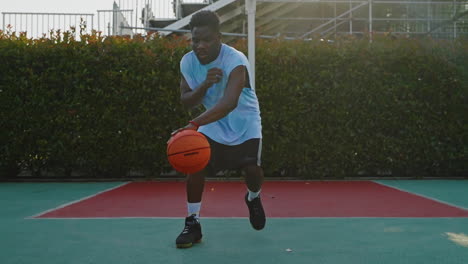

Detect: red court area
36,181,468,218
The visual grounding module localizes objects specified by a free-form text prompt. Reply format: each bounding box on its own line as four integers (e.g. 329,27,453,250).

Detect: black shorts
202,134,262,173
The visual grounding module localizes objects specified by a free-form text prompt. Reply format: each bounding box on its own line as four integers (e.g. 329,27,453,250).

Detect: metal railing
117,0,176,19
1,0,467,40
97,9,135,36
2,12,94,39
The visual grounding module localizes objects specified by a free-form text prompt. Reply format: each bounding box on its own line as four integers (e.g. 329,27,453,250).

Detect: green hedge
0,32,192,177
0,31,466,178
254,37,467,178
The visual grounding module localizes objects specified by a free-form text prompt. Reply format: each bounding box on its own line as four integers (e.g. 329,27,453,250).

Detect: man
171,10,265,249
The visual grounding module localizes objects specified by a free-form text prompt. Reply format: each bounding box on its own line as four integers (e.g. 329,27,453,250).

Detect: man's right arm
180,76,210,108
180,68,223,108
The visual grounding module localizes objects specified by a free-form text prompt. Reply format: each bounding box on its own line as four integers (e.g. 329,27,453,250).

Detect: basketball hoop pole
246,0,256,90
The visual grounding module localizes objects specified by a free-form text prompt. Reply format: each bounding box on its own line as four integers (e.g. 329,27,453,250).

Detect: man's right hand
203,68,223,87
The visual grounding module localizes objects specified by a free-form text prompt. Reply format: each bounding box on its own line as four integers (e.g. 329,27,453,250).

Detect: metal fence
1,12,95,39
115,0,212,19
270,0,468,39
1,0,467,39
0,0,210,38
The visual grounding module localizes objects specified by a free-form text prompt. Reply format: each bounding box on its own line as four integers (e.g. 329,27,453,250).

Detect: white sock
247,189,261,202
187,202,201,219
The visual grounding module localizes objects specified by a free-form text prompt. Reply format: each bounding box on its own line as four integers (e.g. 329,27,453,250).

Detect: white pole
91,15,94,34
135,1,138,30
246,0,256,90
369,0,372,42
453,0,457,39
349,0,353,34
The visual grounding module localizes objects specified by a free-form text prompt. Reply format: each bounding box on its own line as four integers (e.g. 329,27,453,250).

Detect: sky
0,0,176,35
0,0,179,14
1,0,112,14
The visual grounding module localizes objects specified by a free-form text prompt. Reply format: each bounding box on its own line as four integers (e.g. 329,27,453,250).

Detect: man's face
191,26,221,65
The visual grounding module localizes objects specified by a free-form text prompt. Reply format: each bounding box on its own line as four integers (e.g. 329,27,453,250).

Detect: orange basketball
167,130,211,174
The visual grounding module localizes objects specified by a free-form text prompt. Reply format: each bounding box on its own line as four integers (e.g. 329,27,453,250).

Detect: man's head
189,11,221,65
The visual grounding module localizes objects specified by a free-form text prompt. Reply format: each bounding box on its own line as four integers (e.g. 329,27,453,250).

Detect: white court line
28,216,468,220
27,181,468,220
373,181,468,211
30,217,247,220
26,182,130,219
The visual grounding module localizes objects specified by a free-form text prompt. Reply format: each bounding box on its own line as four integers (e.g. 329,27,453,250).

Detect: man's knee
243,165,263,176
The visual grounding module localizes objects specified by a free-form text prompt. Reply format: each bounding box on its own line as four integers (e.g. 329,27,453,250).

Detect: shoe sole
252,224,265,230
176,239,202,249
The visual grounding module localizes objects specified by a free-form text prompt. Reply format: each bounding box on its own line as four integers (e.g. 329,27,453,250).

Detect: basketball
167,130,211,174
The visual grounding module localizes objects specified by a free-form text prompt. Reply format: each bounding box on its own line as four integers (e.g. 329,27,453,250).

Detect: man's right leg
176,168,209,248
186,168,207,204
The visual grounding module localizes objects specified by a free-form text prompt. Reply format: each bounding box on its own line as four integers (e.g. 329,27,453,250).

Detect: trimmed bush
252,36,467,178
0,31,466,178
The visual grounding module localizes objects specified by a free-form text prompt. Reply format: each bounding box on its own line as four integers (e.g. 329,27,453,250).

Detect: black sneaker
176,215,202,248
245,193,266,230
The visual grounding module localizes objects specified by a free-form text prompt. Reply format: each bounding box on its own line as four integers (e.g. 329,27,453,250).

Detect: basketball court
1,180,468,264
1,1,467,263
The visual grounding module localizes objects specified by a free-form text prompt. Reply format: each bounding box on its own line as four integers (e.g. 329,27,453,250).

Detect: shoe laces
182,225,191,234
182,217,198,234
250,198,262,215
253,205,261,216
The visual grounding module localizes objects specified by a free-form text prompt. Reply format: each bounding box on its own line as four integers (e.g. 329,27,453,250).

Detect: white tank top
180,44,262,145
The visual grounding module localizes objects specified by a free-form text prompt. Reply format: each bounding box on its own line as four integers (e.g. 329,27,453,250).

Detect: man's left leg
243,164,266,230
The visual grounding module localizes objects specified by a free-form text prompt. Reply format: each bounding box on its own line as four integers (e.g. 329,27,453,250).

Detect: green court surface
1,180,468,264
